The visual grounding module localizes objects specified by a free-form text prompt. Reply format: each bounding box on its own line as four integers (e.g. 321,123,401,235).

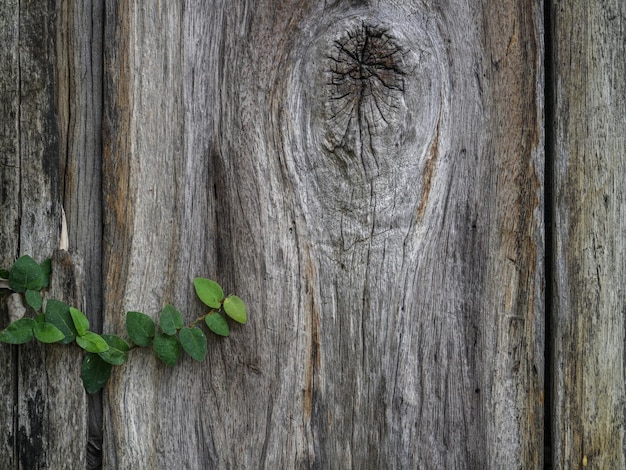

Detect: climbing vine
0,255,247,393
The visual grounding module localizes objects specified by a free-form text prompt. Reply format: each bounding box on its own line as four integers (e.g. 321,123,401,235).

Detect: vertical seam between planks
90,0,106,467
14,0,22,467
543,1,555,468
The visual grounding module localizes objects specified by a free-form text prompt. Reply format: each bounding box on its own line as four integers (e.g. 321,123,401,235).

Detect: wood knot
293,12,442,246
325,22,408,177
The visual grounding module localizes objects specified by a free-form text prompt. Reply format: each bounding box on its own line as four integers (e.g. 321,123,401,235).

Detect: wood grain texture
55,1,105,467
14,2,65,465
0,1,89,468
56,0,104,331
551,1,626,468
102,1,192,468
0,1,20,465
43,250,88,469
14,250,88,470
102,1,543,468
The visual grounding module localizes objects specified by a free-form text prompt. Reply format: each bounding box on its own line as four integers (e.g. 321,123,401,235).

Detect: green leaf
223,295,247,324
81,353,113,394
38,259,52,289
153,333,180,366
25,289,43,310
205,312,229,337
126,311,156,347
98,335,130,366
193,278,223,309
0,318,36,344
35,313,46,324
76,332,110,353
159,304,183,336
0,269,10,279
45,299,77,344
179,327,207,361
8,255,42,293
33,322,65,343
69,307,90,336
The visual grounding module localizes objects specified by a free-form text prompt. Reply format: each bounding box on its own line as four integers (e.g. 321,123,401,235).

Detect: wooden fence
0,1,624,468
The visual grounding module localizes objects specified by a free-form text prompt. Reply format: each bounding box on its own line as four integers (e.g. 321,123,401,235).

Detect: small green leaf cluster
125,306,200,367
0,255,51,310
193,278,247,336
0,255,247,395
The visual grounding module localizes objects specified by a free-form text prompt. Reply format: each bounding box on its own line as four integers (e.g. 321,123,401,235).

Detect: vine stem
188,309,216,328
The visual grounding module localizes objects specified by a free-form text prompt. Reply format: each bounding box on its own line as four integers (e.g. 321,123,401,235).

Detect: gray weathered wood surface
0,1,88,468
56,0,105,465
0,0,20,466
550,1,626,468
6,0,625,468
101,1,543,468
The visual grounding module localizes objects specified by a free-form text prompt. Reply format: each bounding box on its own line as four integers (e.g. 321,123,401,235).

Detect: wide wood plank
550,1,626,468
102,1,543,467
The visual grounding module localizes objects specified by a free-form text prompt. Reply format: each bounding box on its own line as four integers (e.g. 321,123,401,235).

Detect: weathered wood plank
102,1,543,468
56,0,104,331
0,0,90,468
0,0,20,465
551,1,626,468
480,3,545,467
55,1,105,467
15,2,64,466
102,1,192,468
43,250,88,468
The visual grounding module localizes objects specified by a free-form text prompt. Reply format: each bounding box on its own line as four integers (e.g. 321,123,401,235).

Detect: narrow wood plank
0,1,19,259
481,3,545,466
56,1,105,467
14,2,62,465
102,1,191,467
551,2,626,468
0,0,20,465
0,0,22,263
56,0,104,331
6,1,89,468
102,1,543,467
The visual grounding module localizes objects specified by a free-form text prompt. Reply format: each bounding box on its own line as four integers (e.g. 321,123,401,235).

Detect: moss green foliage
0,255,247,394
